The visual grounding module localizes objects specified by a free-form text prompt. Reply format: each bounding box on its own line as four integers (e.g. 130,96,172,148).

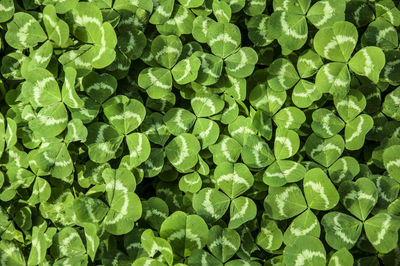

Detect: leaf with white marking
383,86,400,121
118,28,147,60
339,178,378,221
209,135,242,165
193,51,224,85
304,168,339,210
58,45,94,76
187,250,222,266
22,68,61,108
314,21,357,62
273,107,305,130
85,122,124,163
124,132,150,168
214,162,254,198
102,168,142,235
328,248,354,266
244,0,266,16
43,5,69,47
152,35,182,69
311,108,345,139
375,0,400,26
349,46,385,83
247,14,273,47
315,62,351,98
0,0,14,23
307,0,346,29
65,118,87,144
141,229,173,265
207,225,240,262
267,58,299,91
179,0,204,8
344,114,374,151
305,133,344,167
256,216,283,251
149,0,174,25
250,83,287,116
229,196,257,229
163,108,195,136
172,55,201,85
263,160,306,187
5,12,47,50
192,118,219,149
27,177,51,205
73,194,108,224
27,224,49,266
84,223,99,262
138,67,173,99
321,212,362,250
274,128,300,160
362,19,398,51
0,240,26,266
193,188,230,223
156,5,196,36
191,92,225,117
268,11,308,52
297,49,324,78
192,16,217,43
4,117,16,149
225,47,258,78
213,0,231,23
264,184,307,220
207,22,241,58
383,145,400,182
28,41,53,69
292,80,321,108
283,235,326,266
165,133,201,172
29,102,68,138
365,212,400,254
142,148,164,177
283,209,320,245
334,89,366,122
51,227,86,258
82,71,117,104
328,156,360,184
228,115,257,145
35,142,73,181
104,98,146,134
62,67,84,109
241,135,274,169
179,172,202,193
160,211,209,257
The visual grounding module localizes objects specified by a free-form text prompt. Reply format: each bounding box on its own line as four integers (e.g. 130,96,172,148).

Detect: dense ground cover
1,0,400,265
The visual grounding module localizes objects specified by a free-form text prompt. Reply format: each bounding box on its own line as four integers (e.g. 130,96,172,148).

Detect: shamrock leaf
165,133,201,172
348,46,385,83
283,236,326,266
207,225,240,262
214,162,254,198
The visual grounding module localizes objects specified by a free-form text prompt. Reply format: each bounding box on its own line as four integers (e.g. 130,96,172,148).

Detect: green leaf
51,227,86,257
229,196,257,229
164,108,196,136
241,135,274,169
0,0,14,23
214,162,254,198
5,12,47,50
274,128,300,160
160,211,209,257
152,35,183,69
339,178,378,221
191,93,225,117
82,71,117,104
138,67,173,99
165,133,201,171
225,47,258,78
102,168,142,235
328,248,354,266
172,55,201,85
307,0,346,29
263,160,306,187
193,188,230,223
305,133,344,167
43,5,69,46
328,156,360,184
315,62,351,98
283,209,320,245
192,118,220,149
264,184,307,220
321,212,362,250
303,168,339,210
283,236,326,266
256,216,283,251
311,108,345,139
267,58,299,91
334,89,366,122
273,107,305,130
313,21,357,62
62,67,84,109
383,145,400,182
364,213,400,253
344,114,374,151
207,225,240,262
349,46,385,83
207,22,241,58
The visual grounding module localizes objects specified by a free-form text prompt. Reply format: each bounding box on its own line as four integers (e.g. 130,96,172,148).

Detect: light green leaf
191,93,225,117
263,160,306,187
304,168,339,210
207,22,241,58
267,58,299,91
165,133,201,172
207,225,240,262
349,46,385,83
172,55,201,85
328,248,354,266
344,114,374,151
193,188,230,223
256,217,283,251
82,71,117,104
339,178,378,221
241,135,274,169
62,67,84,109
383,145,400,182
274,128,300,160
321,212,362,250
138,67,173,99
283,209,320,245
307,0,345,29
43,5,69,46
264,184,307,220
0,0,14,23
229,196,257,229
305,133,344,167
315,62,351,98
334,89,366,122
214,162,254,198
152,35,182,69
283,236,326,266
